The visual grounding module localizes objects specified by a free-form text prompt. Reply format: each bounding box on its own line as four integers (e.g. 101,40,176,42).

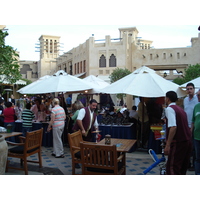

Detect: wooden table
98,138,137,175
0,132,22,139
98,138,137,152
82,139,137,175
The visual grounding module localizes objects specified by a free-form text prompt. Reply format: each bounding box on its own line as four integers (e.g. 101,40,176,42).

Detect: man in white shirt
164,91,192,175
129,105,139,120
73,99,98,141
120,104,127,114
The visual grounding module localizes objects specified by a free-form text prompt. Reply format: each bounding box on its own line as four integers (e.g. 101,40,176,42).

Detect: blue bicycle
143,138,166,175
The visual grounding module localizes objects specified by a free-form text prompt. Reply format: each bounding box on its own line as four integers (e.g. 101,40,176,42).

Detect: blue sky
4,25,199,61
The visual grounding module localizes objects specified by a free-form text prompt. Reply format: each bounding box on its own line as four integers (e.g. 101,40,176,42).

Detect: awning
74,72,86,78
0,75,26,85
14,80,27,85
17,70,92,94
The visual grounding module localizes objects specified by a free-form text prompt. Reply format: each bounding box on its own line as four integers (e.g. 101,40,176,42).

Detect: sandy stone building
18,26,200,106
20,27,200,83
56,27,154,82
56,27,200,82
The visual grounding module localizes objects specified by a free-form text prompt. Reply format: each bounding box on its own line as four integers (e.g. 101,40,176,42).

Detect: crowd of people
162,83,200,175
80,83,200,175
1,83,200,175
98,97,164,149
0,94,67,158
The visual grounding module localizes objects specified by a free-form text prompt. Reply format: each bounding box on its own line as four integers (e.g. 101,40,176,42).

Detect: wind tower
37,35,61,77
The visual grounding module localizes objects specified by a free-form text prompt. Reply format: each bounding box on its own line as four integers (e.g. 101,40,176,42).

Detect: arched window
99,55,106,68
77,63,79,74
74,64,77,74
83,60,86,72
80,61,82,73
109,54,116,67
20,64,31,74
70,65,73,75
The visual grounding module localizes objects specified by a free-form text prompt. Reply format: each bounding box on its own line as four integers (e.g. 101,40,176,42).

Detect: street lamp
163,72,167,78
4,89,12,101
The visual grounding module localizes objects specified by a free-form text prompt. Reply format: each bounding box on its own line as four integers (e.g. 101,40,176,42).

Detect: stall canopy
17,75,51,94
83,75,110,94
17,70,92,94
100,66,186,98
180,77,200,89
0,75,26,85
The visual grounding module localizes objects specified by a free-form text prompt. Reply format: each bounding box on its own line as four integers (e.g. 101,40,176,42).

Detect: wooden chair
6,128,43,175
68,130,83,175
80,142,126,175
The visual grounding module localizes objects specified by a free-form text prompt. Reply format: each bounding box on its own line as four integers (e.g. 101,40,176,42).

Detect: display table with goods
148,124,165,154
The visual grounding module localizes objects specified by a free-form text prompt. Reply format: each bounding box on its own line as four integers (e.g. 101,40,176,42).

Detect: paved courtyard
4,146,194,175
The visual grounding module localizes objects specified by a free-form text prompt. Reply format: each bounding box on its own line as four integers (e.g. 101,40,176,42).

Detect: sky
2,0,199,62
3,25,200,61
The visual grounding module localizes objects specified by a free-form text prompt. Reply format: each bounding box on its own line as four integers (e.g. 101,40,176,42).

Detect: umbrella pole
61,92,66,145
139,97,144,149
141,98,145,148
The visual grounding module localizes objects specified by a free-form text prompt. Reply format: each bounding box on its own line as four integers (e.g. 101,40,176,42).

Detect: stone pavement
4,146,194,175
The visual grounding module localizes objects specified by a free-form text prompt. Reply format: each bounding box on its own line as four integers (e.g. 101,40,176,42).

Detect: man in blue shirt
184,83,198,170
66,95,72,108
184,83,198,128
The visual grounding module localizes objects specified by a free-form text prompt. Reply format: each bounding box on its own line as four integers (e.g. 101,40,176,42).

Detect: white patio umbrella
100,66,186,98
180,77,200,89
83,75,110,94
17,75,51,94
100,66,186,148
17,70,92,94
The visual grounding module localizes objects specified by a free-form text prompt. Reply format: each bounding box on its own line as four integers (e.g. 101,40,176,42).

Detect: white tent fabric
17,75,51,94
83,75,110,94
100,66,186,98
83,75,117,105
17,70,92,94
180,77,200,89
0,75,26,85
